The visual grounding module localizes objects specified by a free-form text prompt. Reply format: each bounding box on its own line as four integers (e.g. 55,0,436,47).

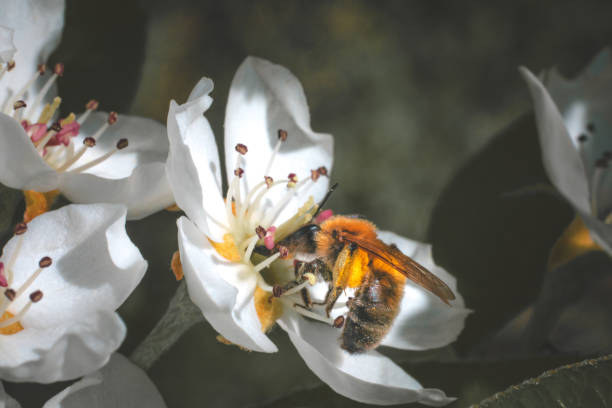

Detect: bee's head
254,223,321,257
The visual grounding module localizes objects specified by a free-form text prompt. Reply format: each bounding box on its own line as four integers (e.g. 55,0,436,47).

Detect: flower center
0,223,49,335
0,60,130,176
209,131,333,328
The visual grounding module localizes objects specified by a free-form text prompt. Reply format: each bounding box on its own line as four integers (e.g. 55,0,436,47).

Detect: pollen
170,250,183,281
254,286,283,332
0,311,23,335
23,189,60,223
209,233,242,262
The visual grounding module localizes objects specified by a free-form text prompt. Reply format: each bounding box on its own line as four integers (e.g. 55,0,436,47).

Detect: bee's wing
342,234,456,305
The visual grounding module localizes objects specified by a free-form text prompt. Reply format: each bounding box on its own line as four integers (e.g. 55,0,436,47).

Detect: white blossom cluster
22,0,612,406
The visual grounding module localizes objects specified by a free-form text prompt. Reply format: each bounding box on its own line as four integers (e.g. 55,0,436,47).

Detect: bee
255,186,456,353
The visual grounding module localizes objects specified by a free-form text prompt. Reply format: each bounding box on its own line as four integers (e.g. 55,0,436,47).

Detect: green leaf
474,354,612,408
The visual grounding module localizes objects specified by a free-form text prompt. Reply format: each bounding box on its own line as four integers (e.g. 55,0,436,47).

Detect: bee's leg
272,261,310,298
324,286,344,317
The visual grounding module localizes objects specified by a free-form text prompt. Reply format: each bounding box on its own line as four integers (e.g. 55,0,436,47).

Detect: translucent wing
341,232,456,305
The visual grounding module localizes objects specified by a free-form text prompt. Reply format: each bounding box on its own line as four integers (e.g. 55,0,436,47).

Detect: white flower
41,353,166,408
0,353,166,408
0,203,147,383
521,49,612,254
167,56,469,406
0,0,173,220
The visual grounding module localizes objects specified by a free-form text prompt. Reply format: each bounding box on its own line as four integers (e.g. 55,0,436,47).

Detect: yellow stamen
0,311,23,335
37,96,61,124
548,215,602,271
23,189,60,223
165,203,181,212
170,250,183,281
254,286,283,332
269,196,316,244
209,233,241,262
59,112,76,126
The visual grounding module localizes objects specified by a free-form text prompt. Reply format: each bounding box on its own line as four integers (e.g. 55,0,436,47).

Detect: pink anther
264,226,277,250
0,263,7,288
315,209,333,224
49,121,80,146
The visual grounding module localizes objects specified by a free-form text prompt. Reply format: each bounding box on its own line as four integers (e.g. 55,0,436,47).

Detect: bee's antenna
313,182,338,218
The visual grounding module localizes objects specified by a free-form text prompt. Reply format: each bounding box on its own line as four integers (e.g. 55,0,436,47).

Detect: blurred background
7,0,612,406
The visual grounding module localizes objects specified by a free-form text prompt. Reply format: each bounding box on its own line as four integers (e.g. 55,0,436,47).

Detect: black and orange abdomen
341,263,405,353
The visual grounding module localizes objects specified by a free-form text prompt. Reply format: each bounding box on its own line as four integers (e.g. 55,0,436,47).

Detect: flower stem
130,280,203,371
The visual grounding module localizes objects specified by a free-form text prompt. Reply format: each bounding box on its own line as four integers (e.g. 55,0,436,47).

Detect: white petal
59,112,174,219
0,310,125,383
545,50,612,215
43,353,166,408
0,204,146,326
0,26,16,63
0,113,59,190
177,216,277,353
279,311,454,406
376,230,470,350
520,67,591,214
166,78,226,240
0,0,65,110
0,381,21,408
224,57,333,226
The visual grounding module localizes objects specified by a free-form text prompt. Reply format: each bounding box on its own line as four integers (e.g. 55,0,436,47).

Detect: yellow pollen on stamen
22,189,60,223
208,233,241,262
271,196,317,244
170,250,183,281
37,96,61,124
253,286,283,332
59,112,76,126
0,311,24,335
548,215,602,271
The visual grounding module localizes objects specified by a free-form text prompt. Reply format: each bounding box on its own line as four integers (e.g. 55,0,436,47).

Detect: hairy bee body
342,265,405,352
257,215,454,354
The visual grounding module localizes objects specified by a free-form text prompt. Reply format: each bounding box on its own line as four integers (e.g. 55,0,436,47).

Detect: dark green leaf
474,354,612,408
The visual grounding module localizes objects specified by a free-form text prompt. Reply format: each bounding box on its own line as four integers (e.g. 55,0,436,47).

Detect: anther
7,61,15,71
577,134,588,143
278,129,288,141
116,138,128,149
0,263,6,287
37,64,46,75
108,111,118,125
265,176,273,188
278,245,289,258
595,157,608,169
333,315,345,329
255,225,266,239
86,99,99,111
311,169,320,182
317,166,328,176
53,63,64,76
264,226,277,250
29,290,43,303
587,122,596,132
272,285,284,297
13,100,26,110
83,137,96,147
235,143,248,155
288,173,298,183
234,168,244,178
4,289,15,301
14,223,27,235
38,256,52,268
